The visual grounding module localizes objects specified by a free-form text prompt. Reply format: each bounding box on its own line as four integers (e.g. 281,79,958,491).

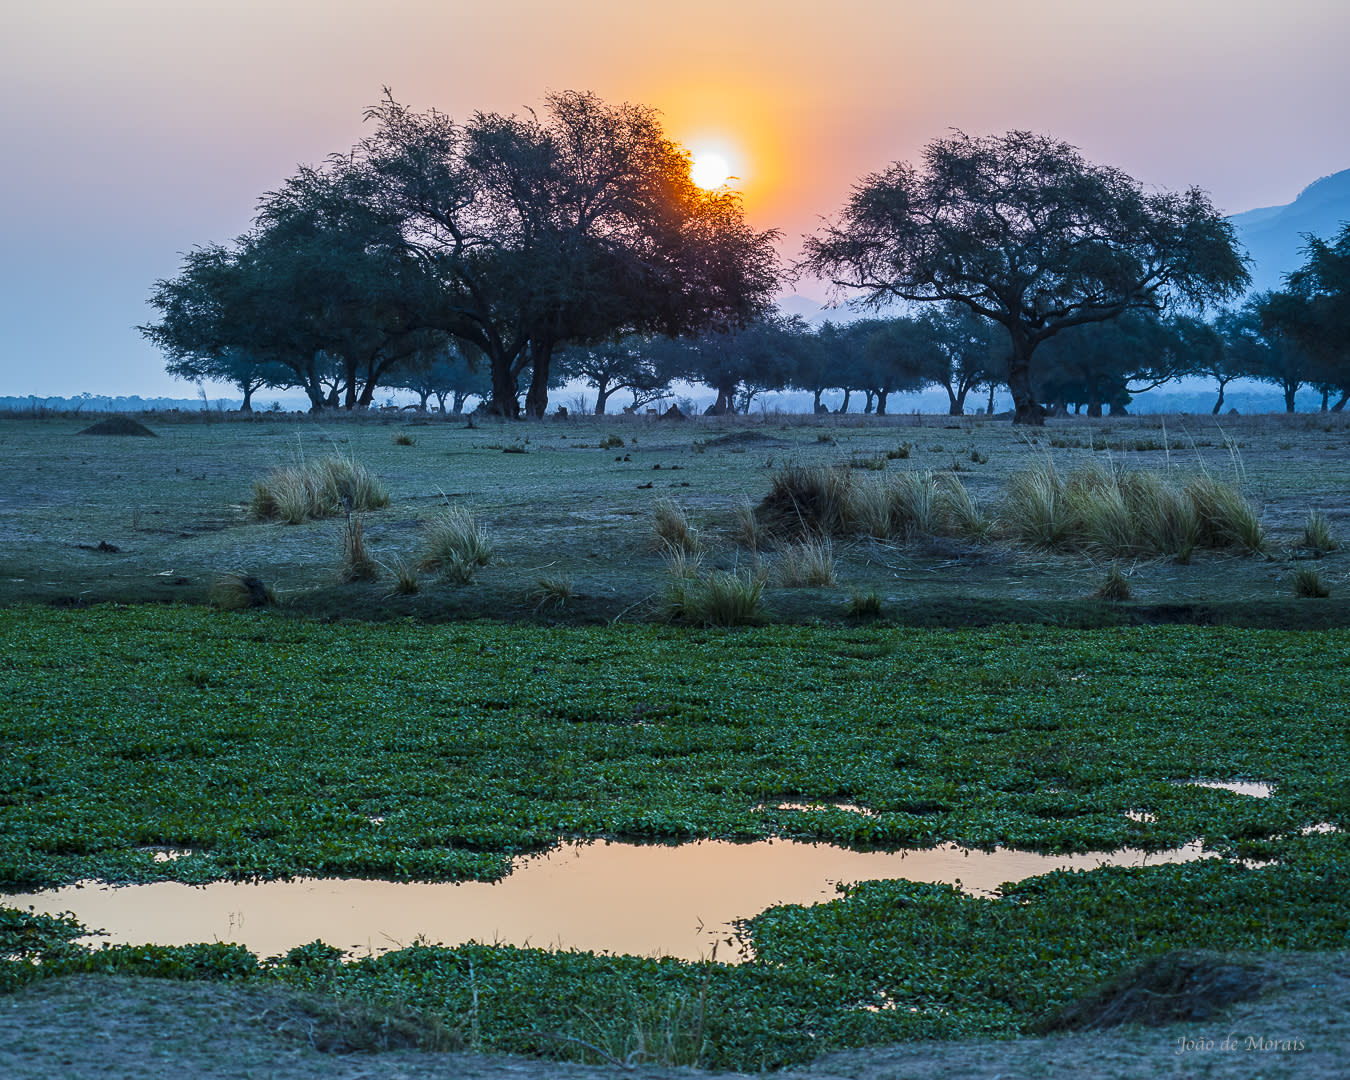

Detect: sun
689,150,733,190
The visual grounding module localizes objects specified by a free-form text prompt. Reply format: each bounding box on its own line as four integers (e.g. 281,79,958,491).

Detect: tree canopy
801,130,1249,423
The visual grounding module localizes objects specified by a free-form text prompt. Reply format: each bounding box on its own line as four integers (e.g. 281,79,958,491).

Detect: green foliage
1,607,1348,1068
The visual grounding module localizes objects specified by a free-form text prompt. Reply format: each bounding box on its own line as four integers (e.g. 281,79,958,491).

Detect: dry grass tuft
845,588,883,619
250,456,389,524
339,514,378,583
1004,462,1262,557
1035,951,1270,1033
665,569,765,626
1300,509,1338,554
652,498,702,554
383,558,420,596
774,538,838,587
1292,564,1330,599
755,464,853,538
422,507,493,583
531,574,576,610
1094,562,1133,602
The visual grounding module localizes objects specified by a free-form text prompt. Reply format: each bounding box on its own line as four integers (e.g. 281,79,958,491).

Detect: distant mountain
1229,169,1350,295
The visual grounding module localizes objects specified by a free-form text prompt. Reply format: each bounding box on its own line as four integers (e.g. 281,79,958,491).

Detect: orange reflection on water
1,838,1212,964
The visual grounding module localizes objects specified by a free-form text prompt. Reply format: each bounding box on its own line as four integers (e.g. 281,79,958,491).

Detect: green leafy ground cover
2,606,1347,1066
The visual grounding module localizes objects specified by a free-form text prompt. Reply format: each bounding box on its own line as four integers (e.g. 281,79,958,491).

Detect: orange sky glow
3,0,1348,394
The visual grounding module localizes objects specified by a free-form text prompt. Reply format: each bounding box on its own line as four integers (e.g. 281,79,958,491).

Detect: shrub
774,539,838,587
422,507,493,582
652,498,702,554
1292,565,1330,599
665,570,765,626
392,432,416,446
886,443,912,460
599,434,625,449
250,456,389,524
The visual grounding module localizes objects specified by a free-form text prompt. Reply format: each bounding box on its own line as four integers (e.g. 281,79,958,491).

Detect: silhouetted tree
802,130,1249,423
360,92,780,418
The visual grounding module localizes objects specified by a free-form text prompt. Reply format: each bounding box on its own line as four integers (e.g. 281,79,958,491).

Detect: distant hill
1229,168,1350,295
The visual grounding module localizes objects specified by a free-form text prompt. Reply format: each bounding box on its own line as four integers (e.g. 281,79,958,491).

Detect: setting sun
689,150,733,190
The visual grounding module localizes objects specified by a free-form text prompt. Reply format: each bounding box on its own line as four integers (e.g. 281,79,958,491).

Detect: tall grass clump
1292,565,1330,598
1003,462,1262,556
755,464,853,538
774,538,838,586
339,514,378,582
422,507,493,583
250,456,389,524
1300,509,1338,554
665,569,765,626
652,498,702,554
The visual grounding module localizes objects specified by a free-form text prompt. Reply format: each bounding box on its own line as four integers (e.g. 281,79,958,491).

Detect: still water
2,837,1213,963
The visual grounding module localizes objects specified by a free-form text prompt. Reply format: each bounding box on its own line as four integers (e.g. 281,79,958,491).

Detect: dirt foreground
3,952,1345,1080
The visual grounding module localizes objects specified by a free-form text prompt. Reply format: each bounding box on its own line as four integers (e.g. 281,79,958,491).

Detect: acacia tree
801,130,1249,424
1262,225,1350,410
556,335,676,414
359,91,780,418
143,162,442,411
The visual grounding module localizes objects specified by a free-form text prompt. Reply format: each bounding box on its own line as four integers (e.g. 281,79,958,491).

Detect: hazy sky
3,0,1348,398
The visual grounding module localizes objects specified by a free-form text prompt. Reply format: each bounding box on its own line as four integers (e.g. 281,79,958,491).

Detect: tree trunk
876,389,889,416
1284,383,1297,413
838,388,851,414
1005,335,1045,425
486,354,519,418
239,385,255,413
1332,391,1349,412
812,388,823,413
594,380,612,415
863,390,875,414
524,341,552,419
1212,381,1225,415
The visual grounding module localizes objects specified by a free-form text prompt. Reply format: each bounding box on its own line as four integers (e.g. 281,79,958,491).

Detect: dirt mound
78,417,157,437
1035,951,1272,1032
705,430,780,449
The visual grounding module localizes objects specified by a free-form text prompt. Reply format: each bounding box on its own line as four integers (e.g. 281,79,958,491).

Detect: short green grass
0,605,1346,1067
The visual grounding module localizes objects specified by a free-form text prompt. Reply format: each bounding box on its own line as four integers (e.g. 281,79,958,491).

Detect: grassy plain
1,408,1347,622
1,408,1348,1071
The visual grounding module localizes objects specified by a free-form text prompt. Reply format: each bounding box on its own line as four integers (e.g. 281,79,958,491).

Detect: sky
3,0,1348,399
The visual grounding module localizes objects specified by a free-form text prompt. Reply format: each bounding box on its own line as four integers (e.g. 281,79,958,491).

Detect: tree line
142,97,1349,422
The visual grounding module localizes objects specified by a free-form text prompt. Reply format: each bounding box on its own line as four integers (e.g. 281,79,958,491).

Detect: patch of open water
2,837,1216,964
